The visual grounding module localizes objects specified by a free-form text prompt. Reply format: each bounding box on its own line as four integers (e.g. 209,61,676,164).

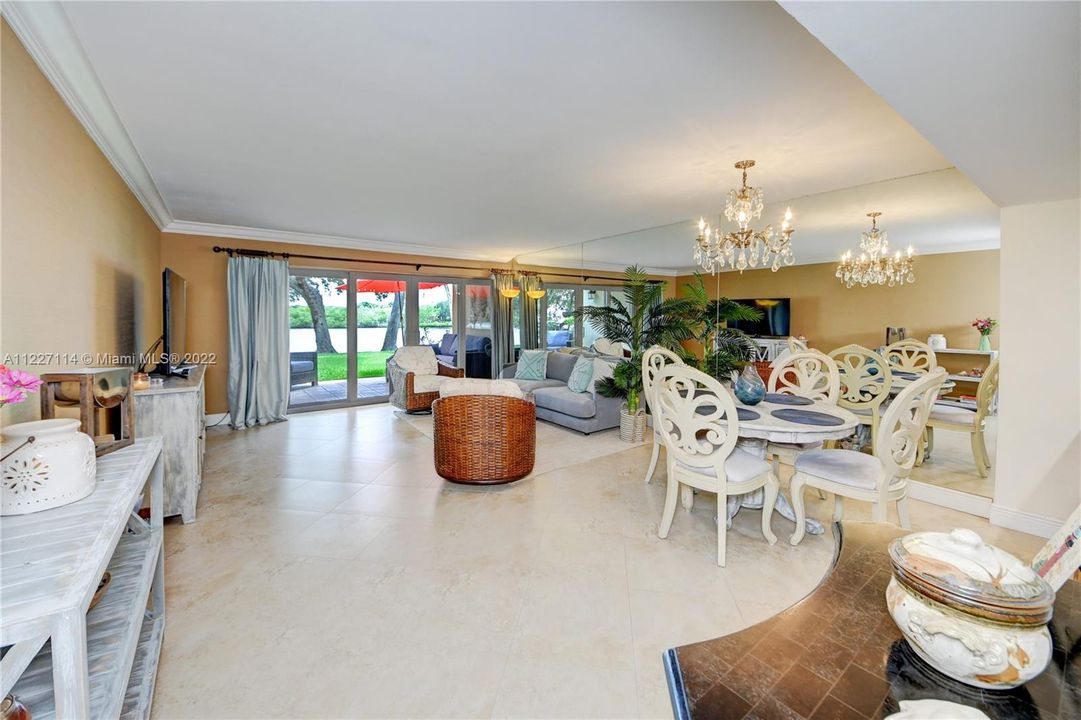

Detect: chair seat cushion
412,374,446,393
505,378,564,394
290,360,315,373
533,386,597,419
676,448,771,485
795,449,882,490
930,405,979,426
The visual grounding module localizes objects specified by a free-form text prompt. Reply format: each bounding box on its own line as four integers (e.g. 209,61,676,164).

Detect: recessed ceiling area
517,168,1000,274
56,1,952,259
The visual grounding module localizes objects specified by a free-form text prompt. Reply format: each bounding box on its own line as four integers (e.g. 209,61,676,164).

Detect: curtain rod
210,245,635,282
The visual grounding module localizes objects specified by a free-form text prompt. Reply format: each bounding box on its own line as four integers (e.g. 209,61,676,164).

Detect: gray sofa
500,351,621,434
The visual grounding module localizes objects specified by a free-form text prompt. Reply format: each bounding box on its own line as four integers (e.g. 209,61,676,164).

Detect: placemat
693,405,759,421
771,408,846,426
892,370,921,380
764,393,814,406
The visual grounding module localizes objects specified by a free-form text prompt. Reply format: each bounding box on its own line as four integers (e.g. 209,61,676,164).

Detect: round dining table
704,392,860,536
885,369,956,395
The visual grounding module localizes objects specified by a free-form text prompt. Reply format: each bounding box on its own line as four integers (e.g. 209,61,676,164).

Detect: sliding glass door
540,285,624,350
288,273,499,411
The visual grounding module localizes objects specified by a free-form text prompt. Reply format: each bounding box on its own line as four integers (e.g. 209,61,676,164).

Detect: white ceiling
781,1,1081,207
53,1,954,259
518,168,1000,273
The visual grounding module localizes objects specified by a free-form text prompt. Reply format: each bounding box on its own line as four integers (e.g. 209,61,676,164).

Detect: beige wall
676,250,1000,353
161,231,665,414
1,21,162,424
994,199,1080,530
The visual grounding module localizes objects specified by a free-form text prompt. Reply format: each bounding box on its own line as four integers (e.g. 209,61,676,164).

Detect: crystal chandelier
835,212,916,288
694,160,795,274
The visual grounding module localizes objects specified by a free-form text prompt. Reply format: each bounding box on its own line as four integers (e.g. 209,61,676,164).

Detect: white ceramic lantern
886,528,1054,689
1,419,97,515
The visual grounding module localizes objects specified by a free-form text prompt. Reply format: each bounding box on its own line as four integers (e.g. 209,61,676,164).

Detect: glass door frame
539,283,621,350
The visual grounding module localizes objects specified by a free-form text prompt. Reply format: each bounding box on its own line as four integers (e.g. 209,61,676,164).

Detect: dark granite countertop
664,522,1081,719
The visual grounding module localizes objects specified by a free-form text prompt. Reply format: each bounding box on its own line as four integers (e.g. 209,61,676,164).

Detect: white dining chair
828,344,893,447
789,369,948,544
883,339,938,375
924,359,999,477
642,345,685,484
766,351,841,479
787,336,808,354
652,363,779,566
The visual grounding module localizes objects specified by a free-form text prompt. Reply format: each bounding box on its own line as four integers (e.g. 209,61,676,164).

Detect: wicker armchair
386,352,464,413
432,394,536,484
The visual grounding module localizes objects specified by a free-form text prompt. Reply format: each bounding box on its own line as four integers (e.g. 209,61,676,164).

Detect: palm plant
573,266,698,412
682,273,762,378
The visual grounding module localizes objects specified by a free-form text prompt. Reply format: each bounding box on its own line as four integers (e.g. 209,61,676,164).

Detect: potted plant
681,273,762,379
574,266,698,441
972,317,998,351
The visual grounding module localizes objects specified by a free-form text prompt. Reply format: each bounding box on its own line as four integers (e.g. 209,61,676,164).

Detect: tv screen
728,298,791,337
158,268,188,374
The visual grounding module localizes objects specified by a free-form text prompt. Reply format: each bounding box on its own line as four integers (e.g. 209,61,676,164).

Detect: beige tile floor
153,405,1039,719
908,416,997,498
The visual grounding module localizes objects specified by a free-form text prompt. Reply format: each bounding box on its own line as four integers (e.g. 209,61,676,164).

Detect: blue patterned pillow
514,350,548,381
567,356,594,393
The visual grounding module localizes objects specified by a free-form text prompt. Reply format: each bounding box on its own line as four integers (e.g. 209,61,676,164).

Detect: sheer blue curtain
227,255,290,427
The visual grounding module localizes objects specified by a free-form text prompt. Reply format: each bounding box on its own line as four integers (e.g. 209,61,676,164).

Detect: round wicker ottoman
432,394,536,484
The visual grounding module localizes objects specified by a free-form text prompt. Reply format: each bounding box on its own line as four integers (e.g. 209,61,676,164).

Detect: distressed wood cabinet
133,365,206,523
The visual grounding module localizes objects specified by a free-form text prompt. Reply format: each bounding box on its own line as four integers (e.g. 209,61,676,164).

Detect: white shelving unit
1,438,164,720
933,348,998,410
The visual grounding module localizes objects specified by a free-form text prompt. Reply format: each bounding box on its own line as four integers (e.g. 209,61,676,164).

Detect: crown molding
162,220,510,263
513,256,680,278
3,1,173,228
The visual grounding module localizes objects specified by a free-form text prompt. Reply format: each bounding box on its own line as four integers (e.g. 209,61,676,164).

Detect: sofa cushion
439,378,526,400
412,374,446,394
504,378,564,394
438,333,458,356
589,357,618,395
435,354,456,366
515,350,548,381
567,356,594,393
533,386,597,419
545,351,578,383
290,360,315,373
395,346,438,375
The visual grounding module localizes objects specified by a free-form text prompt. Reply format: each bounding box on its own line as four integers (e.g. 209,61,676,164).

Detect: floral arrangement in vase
0,366,43,407
971,317,998,351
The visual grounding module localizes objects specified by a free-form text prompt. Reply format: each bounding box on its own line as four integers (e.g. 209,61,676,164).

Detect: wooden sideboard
133,365,206,523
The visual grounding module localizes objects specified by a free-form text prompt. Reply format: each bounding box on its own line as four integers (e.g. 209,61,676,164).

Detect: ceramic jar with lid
927,334,947,351
886,528,1054,689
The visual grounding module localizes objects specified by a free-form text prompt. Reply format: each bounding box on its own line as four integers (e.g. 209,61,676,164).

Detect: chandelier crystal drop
694,160,795,274
835,212,916,288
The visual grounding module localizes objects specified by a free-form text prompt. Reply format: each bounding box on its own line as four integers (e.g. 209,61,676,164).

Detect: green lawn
316,352,393,382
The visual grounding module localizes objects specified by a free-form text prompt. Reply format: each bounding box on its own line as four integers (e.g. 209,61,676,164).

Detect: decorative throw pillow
589,357,617,396
514,350,548,381
567,356,594,393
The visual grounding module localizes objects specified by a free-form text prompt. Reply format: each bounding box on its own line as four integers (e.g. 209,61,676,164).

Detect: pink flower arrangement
971,317,998,336
0,365,43,406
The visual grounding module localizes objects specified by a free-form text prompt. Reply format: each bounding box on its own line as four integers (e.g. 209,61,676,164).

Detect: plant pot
1,418,97,516
619,404,646,443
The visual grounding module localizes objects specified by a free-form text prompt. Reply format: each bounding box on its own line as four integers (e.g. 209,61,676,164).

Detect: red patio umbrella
336,279,445,293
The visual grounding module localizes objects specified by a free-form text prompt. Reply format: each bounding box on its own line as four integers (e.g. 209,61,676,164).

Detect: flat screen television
155,268,189,376
727,298,791,337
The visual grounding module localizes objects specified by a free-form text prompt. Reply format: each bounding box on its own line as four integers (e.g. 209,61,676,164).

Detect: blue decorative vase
731,365,766,405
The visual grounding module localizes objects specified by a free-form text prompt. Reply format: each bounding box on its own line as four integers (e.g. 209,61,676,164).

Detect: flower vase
978,334,992,351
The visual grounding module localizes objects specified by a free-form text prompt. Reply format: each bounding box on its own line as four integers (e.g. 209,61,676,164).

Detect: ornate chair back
875,368,947,482
768,350,840,404
642,346,685,411
828,344,893,417
975,358,1000,425
652,363,740,476
883,339,938,375
787,337,808,354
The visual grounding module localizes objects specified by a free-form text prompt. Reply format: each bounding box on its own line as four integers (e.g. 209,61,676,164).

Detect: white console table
1,438,165,719
134,365,205,523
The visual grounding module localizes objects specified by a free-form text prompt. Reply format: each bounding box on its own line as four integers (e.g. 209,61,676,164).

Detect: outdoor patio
289,376,389,407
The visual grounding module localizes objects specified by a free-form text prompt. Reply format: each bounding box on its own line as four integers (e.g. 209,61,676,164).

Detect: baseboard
907,481,992,518
988,504,1063,539
205,412,230,427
